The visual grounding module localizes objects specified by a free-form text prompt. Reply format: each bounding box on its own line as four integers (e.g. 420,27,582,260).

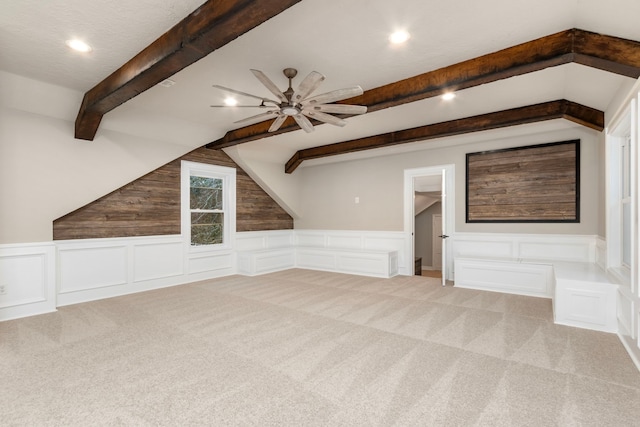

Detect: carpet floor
2,269,639,426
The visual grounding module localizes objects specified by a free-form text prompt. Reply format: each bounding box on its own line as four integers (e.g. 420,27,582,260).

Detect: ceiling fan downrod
281,68,299,115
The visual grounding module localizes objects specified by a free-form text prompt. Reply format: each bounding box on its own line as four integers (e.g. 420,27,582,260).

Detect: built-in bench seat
454,256,618,332
552,261,618,332
237,245,399,278
296,246,399,278
454,256,554,298
237,246,296,276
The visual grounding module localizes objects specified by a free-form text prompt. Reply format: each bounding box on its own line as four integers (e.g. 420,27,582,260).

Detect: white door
432,214,442,269
440,170,448,286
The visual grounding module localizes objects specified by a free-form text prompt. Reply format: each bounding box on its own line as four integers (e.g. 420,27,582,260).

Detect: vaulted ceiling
2,0,640,172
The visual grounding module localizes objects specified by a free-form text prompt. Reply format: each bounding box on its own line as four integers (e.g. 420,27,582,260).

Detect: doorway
403,165,455,284
431,214,443,270
414,178,442,276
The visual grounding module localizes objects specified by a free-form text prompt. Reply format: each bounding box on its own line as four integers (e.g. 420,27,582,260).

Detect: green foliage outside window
190,176,224,246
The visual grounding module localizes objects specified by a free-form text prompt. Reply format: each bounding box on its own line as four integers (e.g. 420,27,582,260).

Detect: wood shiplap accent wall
466,140,579,222
53,148,293,240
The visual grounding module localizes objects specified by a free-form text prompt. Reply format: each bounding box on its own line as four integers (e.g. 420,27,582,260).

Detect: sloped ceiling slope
2,0,640,169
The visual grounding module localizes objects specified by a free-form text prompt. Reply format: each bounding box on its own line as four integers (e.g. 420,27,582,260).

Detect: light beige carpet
2,269,639,426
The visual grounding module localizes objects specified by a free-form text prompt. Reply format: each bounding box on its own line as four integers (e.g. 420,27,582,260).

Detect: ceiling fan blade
293,114,314,133
293,71,325,103
233,110,277,125
268,115,287,132
212,85,278,104
303,110,347,127
250,69,287,103
301,86,364,106
210,105,268,108
303,104,367,115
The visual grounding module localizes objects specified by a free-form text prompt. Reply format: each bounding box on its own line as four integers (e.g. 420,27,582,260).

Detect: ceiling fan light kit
212,68,367,133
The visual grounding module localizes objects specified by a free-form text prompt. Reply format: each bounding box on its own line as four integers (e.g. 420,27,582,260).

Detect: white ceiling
2,0,639,169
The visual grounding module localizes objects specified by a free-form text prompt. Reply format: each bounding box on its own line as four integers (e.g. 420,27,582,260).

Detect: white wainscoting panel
453,239,514,259
133,241,183,282
235,230,294,251
0,243,56,321
267,231,295,249
56,235,233,306
518,240,594,262
295,231,327,248
58,244,128,294
188,252,233,275
452,233,597,263
326,234,363,249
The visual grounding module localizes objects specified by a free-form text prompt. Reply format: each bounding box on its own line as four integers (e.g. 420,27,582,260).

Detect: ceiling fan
211,68,367,133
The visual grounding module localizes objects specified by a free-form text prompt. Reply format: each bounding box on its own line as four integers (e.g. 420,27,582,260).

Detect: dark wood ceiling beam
75,0,302,141
207,29,574,149
208,28,640,150
284,100,603,173
573,29,640,77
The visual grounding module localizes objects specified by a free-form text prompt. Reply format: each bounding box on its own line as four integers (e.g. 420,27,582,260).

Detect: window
190,176,224,245
181,161,236,250
621,135,631,268
606,101,635,286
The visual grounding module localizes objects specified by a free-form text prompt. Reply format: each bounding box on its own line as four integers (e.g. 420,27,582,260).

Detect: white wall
0,71,207,244
224,144,302,219
294,125,601,235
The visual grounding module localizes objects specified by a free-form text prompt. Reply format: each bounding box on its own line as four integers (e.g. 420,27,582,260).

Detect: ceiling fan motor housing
281,105,300,116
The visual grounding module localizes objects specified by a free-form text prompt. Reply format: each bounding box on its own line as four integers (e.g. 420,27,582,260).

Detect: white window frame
622,134,632,269
181,161,236,253
606,99,636,288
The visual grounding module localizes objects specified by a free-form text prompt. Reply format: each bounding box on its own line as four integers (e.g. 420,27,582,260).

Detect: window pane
622,202,631,266
624,141,631,198
190,176,223,210
191,213,223,245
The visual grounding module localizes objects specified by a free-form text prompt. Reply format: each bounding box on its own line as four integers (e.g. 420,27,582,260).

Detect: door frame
404,165,455,279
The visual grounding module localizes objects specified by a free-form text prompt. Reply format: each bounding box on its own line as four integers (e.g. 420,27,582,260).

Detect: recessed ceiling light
65,39,92,53
224,97,238,106
158,79,176,88
389,30,410,44
442,92,456,101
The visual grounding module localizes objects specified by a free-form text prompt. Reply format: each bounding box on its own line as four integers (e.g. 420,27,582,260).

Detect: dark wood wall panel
466,140,579,222
53,148,293,240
